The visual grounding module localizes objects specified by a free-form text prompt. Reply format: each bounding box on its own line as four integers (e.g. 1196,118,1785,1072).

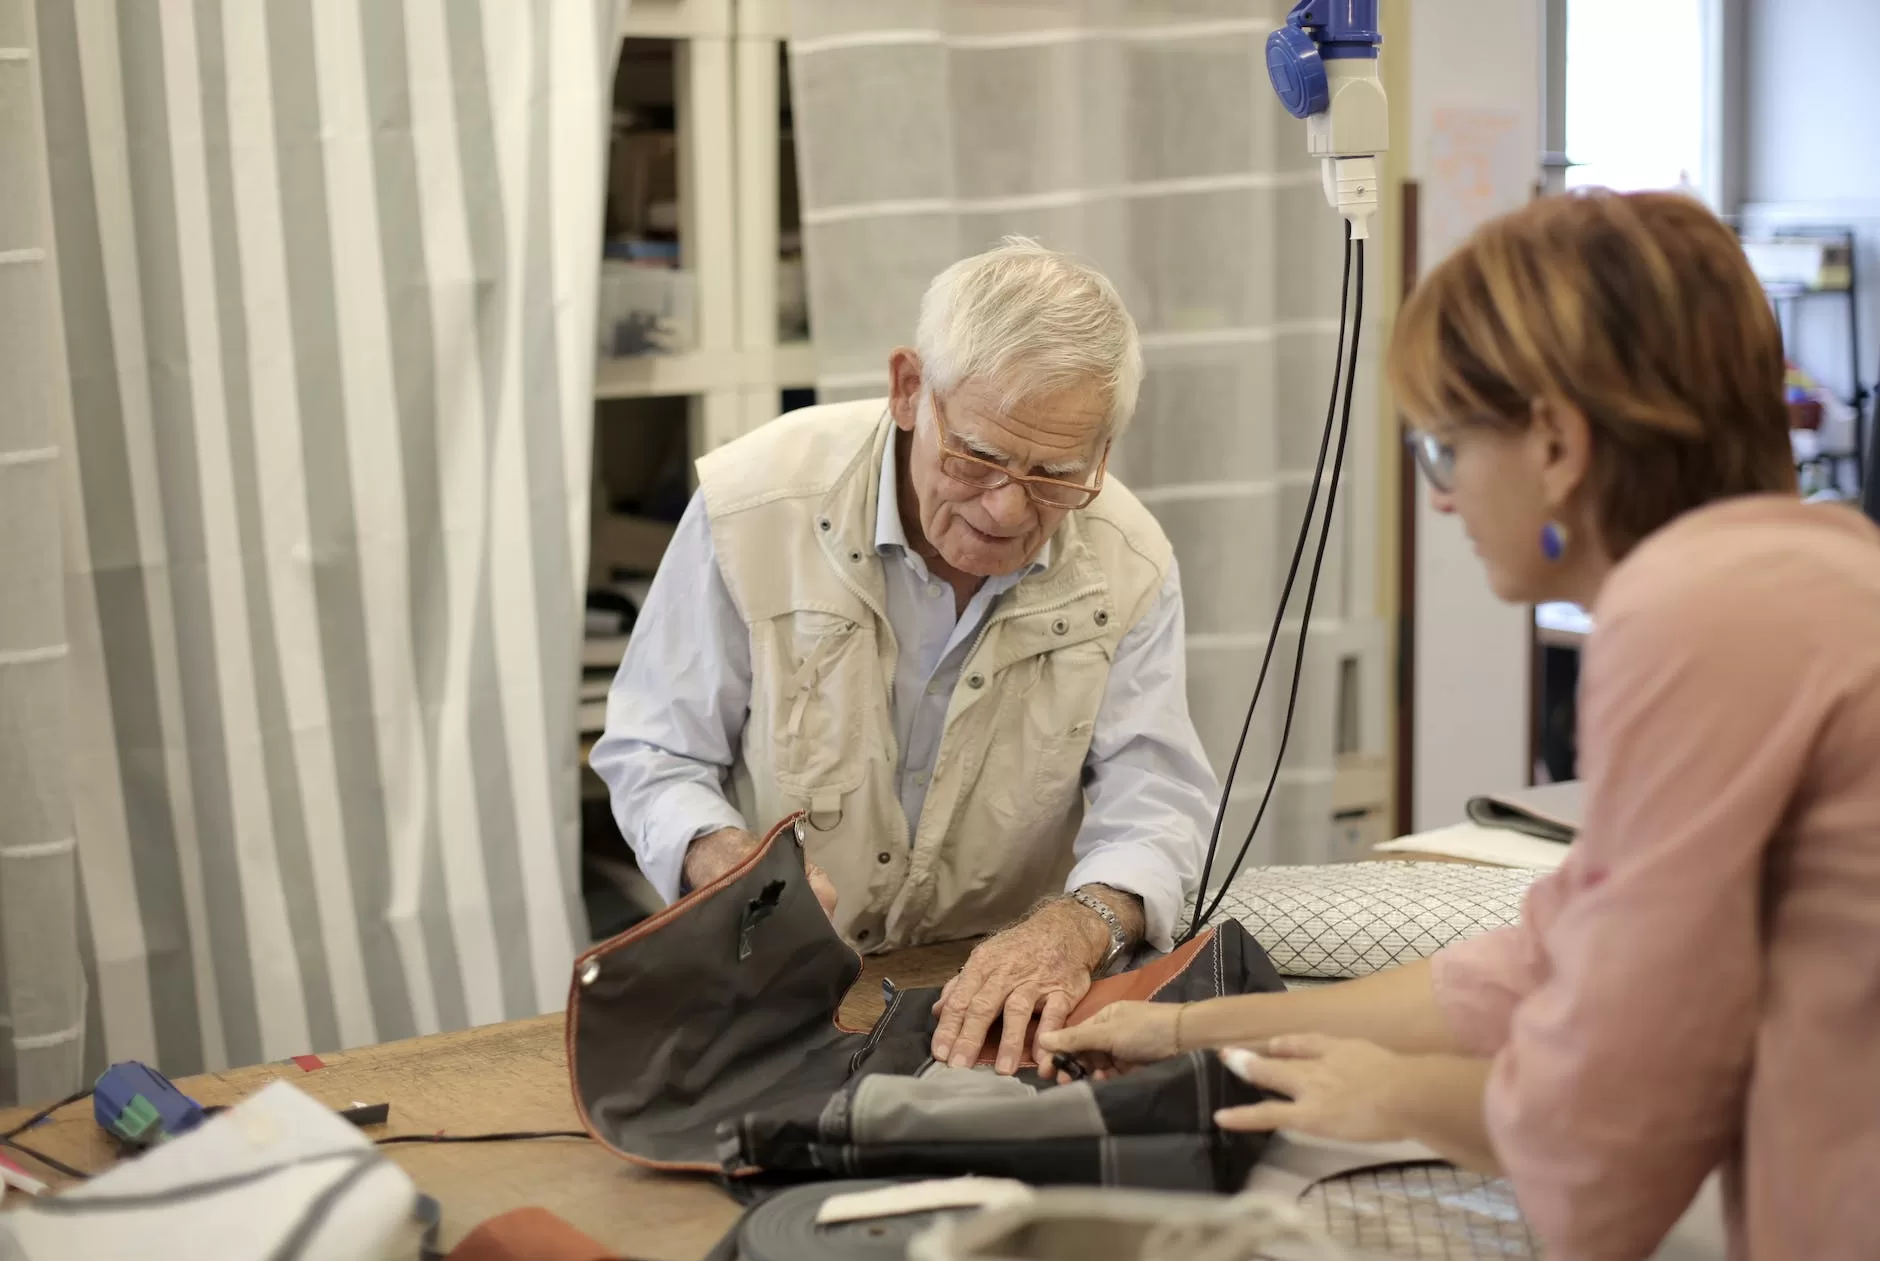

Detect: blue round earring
1540,521,1569,563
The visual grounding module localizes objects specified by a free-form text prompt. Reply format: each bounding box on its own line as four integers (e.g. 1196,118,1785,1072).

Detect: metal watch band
1069,888,1129,972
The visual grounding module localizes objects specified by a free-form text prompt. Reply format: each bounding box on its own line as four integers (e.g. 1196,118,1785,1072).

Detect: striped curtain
0,0,618,1101
787,0,1383,869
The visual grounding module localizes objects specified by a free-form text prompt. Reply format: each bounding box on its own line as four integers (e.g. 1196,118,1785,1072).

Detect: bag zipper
847,987,908,1076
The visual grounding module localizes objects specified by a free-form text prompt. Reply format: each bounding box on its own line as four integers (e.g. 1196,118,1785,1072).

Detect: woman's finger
1036,1017,1110,1056
1214,1101,1298,1132
1219,1047,1305,1097
1262,1032,1336,1060
1032,992,1075,1061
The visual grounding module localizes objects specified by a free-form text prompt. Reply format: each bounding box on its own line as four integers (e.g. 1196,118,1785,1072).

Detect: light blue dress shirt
590,436,1217,949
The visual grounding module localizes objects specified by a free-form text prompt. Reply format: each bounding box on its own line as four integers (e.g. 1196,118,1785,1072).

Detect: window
1546,0,1724,205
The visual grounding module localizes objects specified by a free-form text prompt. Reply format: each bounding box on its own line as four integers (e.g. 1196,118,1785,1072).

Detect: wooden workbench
0,940,975,1260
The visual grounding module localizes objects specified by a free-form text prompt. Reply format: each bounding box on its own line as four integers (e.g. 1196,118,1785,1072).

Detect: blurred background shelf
593,341,816,400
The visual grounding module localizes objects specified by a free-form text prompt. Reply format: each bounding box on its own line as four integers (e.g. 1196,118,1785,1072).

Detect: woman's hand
1034,1000,1186,1082
1213,1034,1417,1143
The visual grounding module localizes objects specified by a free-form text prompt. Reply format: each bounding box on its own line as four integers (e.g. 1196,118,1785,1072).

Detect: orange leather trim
443,1206,618,1261
971,925,1217,1069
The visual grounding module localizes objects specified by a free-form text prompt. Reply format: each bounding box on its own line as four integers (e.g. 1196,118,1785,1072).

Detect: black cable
1182,223,1357,943
1195,235,1367,932
2,1087,93,1141
1,1135,93,1181
374,1130,589,1146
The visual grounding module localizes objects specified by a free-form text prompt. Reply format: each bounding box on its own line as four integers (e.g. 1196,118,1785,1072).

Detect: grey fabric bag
566,815,1288,1191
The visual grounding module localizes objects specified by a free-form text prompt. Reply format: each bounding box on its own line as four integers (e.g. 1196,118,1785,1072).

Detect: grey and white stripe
0,0,615,1099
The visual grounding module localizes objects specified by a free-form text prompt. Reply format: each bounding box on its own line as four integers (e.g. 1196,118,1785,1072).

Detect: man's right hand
1035,999,1187,1082
682,827,839,918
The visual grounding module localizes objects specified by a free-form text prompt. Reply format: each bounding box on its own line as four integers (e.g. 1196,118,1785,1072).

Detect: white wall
1740,0,1880,412
1406,0,1545,830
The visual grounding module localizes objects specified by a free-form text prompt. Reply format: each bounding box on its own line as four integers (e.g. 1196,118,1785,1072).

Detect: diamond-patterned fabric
1303,1163,1538,1258
1191,863,1543,979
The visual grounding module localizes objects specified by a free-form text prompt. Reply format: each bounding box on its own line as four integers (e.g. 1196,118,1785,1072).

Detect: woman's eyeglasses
1405,430,1456,493
930,390,1109,510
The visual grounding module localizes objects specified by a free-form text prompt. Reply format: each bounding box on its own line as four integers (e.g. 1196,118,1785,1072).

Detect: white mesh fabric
1192,863,1541,979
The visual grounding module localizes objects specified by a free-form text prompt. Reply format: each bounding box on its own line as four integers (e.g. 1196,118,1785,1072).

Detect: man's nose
981,481,1032,527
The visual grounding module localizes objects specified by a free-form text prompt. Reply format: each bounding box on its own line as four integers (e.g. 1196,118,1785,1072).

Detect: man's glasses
1405,429,1456,493
930,390,1109,510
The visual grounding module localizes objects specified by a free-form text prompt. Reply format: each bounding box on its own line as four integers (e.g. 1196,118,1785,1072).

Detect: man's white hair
915,236,1142,439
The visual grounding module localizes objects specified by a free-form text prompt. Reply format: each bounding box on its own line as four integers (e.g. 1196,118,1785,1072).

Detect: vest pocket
751,611,872,799
980,644,1107,828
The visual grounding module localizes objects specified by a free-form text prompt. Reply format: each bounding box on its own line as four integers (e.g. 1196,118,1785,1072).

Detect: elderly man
592,237,1217,1075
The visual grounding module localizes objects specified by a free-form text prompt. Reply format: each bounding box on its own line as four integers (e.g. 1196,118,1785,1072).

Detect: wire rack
1300,1164,1536,1259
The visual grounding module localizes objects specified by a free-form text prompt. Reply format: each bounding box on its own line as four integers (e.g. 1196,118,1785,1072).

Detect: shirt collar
874,426,1053,576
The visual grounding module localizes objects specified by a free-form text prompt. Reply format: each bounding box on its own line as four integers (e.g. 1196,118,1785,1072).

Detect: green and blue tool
92,1061,204,1148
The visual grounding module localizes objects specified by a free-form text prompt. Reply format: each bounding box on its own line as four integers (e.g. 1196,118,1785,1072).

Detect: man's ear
1531,396,1592,512
888,348,922,433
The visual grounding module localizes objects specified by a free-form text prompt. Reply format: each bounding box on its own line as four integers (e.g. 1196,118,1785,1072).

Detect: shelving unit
582,2,806,741
605,0,806,450
1738,225,1869,497
593,341,815,401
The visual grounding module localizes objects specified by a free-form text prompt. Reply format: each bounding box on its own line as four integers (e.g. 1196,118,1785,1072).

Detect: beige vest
696,400,1172,950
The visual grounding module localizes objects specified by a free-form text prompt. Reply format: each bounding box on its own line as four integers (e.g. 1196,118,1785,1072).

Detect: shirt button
913,771,930,786
926,583,943,598
926,682,941,695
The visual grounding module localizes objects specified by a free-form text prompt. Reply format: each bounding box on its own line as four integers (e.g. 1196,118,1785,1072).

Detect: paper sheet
1374,822,1569,870
816,1176,1034,1224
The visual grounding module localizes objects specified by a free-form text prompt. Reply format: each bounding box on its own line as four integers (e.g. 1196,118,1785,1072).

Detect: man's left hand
929,899,1109,1074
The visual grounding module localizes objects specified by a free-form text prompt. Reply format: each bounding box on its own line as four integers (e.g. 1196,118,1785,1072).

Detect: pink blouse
1432,496,1880,1260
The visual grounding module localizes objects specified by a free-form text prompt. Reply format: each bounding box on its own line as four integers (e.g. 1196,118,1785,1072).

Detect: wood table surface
0,939,976,1260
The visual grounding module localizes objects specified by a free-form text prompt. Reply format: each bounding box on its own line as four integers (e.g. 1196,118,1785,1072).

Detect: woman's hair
1388,189,1795,557
916,236,1142,439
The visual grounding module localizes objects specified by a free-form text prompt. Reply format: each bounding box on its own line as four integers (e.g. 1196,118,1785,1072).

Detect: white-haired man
592,238,1216,1076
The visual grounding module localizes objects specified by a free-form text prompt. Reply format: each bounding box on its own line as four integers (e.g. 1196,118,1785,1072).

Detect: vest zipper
909,579,1112,866
957,580,1110,679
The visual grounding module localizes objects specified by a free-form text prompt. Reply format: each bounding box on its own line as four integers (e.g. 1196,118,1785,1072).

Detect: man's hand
929,897,1114,1074
1035,999,1186,1082
682,826,838,918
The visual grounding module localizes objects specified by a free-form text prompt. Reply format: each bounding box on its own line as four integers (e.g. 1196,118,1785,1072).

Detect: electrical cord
1181,223,1363,942
2,1087,93,1141
1,1136,94,1182
1193,234,1366,932
1,1087,97,1181
0,1079,588,1183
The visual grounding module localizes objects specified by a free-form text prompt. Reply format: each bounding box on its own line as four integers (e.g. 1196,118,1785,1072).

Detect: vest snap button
579,958,601,987
818,518,831,532
856,928,872,941
877,851,892,865
849,549,863,563
1051,617,1069,635
966,673,984,689
1094,609,1110,627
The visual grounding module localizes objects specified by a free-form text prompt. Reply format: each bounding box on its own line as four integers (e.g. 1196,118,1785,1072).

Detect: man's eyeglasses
1405,429,1456,493
930,390,1109,510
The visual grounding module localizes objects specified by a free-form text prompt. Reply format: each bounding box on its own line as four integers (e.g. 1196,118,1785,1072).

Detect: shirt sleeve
1479,574,1827,1259
1064,559,1217,952
588,490,750,904
1429,870,1569,1056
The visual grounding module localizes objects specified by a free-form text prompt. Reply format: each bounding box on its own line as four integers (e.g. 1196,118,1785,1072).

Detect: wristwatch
1069,888,1129,975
